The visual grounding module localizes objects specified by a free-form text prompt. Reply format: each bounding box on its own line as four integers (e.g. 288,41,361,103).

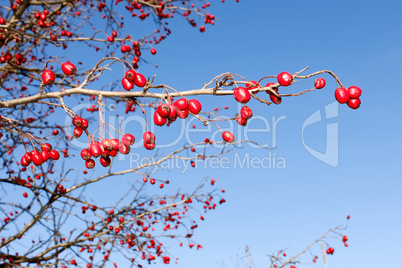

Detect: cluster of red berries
153,98,202,126
335,86,362,109
121,69,147,90
42,61,77,85
20,143,60,167
71,116,89,138
81,133,135,169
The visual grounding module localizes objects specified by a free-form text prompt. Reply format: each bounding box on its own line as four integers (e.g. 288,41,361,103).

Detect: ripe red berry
31,151,44,166
125,69,137,82
143,131,156,143
240,106,253,120
40,143,52,152
348,86,362,99
99,139,111,151
122,77,134,91
277,72,293,86
23,192,28,198
85,159,95,169
61,61,77,76
122,134,135,146
347,98,361,109
334,87,349,104
73,127,83,138
150,48,157,54
100,156,111,167
81,119,89,130
52,129,59,135
119,144,131,154
40,150,49,161
42,70,55,85
176,108,189,119
49,150,60,160
236,116,247,126
150,178,155,184
314,78,326,89
222,131,235,143
174,98,188,110
81,149,92,160
110,139,120,150
188,99,202,114
89,141,101,158
233,87,251,103
154,111,167,125
134,73,146,87
156,104,171,118
72,116,82,127
144,141,156,150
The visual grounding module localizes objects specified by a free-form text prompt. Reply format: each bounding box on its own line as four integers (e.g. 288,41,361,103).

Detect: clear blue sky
43,0,402,267
132,1,402,267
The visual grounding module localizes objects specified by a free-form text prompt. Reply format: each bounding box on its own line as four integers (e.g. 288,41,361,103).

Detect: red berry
101,139,113,150
150,178,155,184
335,87,349,104
144,141,156,150
100,156,111,167
122,77,134,91
150,48,157,54
110,139,120,150
176,108,189,119
277,72,293,86
156,104,171,118
222,131,235,143
125,69,137,82
174,98,188,110
119,144,131,155
81,148,92,160
42,70,55,85
72,116,82,127
81,119,89,130
85,159,95,169
73,127,83,138
347,98,361,109
348,86,362,99
314,78,326,89
61,61,77,76
240,106,253,120
122,134,135,146
90,141,101,158
154,111,167,125
52,129,59,135
188,99,202,115
143,131,156,143
40,150,49,161
49,150,60,160
233,87,251,103
40,143,52,152
31,151,44,166
134,73,146,87
23,192,28,198
236,116,247,126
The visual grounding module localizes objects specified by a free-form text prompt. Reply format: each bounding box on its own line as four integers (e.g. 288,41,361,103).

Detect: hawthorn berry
61,61,77,76
314,78,326,89
122,133,135,146
134,73,146,87
42,70,55,85
347,98,361,109
334,87,349,104
188,99,202,114
233,87,250,103
222,131,235,143
277,72,293,86
348,86,362,99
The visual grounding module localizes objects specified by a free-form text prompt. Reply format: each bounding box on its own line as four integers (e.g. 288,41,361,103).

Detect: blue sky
134,0,402,267
10,0,401,267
